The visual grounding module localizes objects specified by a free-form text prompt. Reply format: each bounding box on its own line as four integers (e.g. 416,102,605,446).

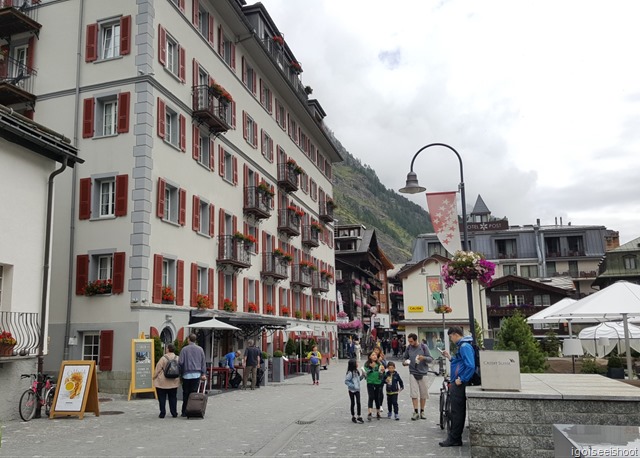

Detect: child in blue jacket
383,361,404,420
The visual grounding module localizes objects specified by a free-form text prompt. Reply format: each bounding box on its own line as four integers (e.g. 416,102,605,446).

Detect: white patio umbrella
187,318,240,365
578,322,640,357
546,281,640,378
285,324,314,358
527,298,583,336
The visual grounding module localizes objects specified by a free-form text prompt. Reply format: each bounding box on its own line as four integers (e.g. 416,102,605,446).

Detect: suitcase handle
198,379,207,393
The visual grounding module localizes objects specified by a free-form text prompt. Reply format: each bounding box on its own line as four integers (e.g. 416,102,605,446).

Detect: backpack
464,342,482,386
310,352,319,365
163,355,181,379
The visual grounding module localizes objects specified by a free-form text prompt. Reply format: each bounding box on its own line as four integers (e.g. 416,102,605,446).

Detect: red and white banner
426,191,462,256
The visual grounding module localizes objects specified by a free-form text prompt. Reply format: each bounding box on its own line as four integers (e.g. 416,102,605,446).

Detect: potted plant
272,350,285,382
310,221,323,232
273,248,284,258
248,302,258,313
162,286,175,304
281,306,290,317
441,250,496,288
84,279,113,296
272,35,284,46
320,269,333,281
265,304,275,315
290,60,302,73
305,311,313,320
257,180,275,198
244,234,257,251
607,354,625,379
323,314,329,322
434,305,453,314
196,294,211,309
299,260,315,271
282,252,293,263
285,158,303,175
0,330,17,356
295,310,302,319
314,313,321,321
233,231,246,241
304,85,313,95
223,298,237,312
210,82,233,102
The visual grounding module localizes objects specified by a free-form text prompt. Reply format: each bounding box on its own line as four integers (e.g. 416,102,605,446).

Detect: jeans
367,384,382,409
348,390,361,416
386,393,399,415
448,382,467,442
310,364,320,382
181,378,201,415
157,387,178,417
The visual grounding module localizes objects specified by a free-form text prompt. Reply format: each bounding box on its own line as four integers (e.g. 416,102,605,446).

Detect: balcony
497,253,518,259
278,208,301,237
260,252,288,284
290,264,312,289
301,225,320,248
0,1,41,38
277,163,299,192
258,37,309,103
243,186,272,221
311,272,329,293
487,304,543,317
217,235,251,272
319,199,334,223
546,250,586,258
0,310,40,357
0,55,37,108
192,85,231,134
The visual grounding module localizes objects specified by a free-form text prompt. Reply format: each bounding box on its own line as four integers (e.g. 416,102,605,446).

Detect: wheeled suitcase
185,380,207,418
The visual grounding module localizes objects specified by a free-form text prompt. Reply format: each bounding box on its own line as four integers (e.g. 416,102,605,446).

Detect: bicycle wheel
444,391,452,433
439,391,446,430
45,387,55,416
19,389,37,421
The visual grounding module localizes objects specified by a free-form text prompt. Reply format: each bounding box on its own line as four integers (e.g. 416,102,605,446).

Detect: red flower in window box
281,306,290,316
272,35,284,46
314,313,321,321
287,205,304,217
223,298,237,312
84,279,113,296
265,304,275,315
290,60,302,73
162,286,175,302
244,234,257,245
196,294,211,309
248,302,258,313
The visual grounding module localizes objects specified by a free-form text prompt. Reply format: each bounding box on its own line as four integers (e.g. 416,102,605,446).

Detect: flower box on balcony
248,302,258,313
162,286,175,303
196,294,211,309
84,279,112,296
223,298,237,312
265,304,275,315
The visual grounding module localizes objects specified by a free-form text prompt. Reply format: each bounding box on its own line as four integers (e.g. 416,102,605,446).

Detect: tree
495,311,547,373
540,330,561,357
285,337,298,357
474,319,484,349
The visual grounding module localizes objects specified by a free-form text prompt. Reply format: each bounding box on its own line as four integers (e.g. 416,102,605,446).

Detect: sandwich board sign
128,332,157,400
49,360,100,419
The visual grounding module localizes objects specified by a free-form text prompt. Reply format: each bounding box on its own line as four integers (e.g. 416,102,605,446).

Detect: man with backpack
440,326,476,447
402,333,433,420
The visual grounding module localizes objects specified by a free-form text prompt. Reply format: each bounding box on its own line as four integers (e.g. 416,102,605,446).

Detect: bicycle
438,375,452,432
19,373,56,421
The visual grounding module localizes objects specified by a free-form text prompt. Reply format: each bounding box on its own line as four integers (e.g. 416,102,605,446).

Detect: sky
258,0,640,244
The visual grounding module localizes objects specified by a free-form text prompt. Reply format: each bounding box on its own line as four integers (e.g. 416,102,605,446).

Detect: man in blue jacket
440,326,475,447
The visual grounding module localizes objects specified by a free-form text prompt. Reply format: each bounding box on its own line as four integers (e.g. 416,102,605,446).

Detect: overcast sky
259,0,640,244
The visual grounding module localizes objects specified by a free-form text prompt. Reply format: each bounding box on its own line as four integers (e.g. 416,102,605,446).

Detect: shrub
540,330,561,357
273,350,283,357
495,311,547,373
581,356,605,374
285,338,298,357
607,354,623,369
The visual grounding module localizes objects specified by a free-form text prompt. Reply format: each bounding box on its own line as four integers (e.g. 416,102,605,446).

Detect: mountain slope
330,144,433,263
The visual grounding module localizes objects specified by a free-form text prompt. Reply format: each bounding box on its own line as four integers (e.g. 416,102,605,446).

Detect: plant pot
0,344,16,356
607,367,625,379
272,357,285,382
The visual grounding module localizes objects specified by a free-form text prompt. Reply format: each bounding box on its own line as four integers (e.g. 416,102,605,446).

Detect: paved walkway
0,359,470,457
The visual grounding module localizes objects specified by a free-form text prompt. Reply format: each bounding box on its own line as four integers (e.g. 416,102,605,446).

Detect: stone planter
607,367,625,379
0,344,16,356
272,357,285,382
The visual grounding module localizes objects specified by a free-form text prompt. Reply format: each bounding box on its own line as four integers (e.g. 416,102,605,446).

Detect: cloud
378,49,402,70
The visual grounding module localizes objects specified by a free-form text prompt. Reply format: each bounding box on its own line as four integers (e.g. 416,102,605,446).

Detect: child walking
384,361,404,420
344,359,365,423
364,352,384,421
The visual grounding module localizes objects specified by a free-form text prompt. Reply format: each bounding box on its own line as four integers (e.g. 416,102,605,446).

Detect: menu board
128,338,156,400
49,360,99,419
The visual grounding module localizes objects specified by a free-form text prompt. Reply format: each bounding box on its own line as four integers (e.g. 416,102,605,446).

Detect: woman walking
153,343,180,418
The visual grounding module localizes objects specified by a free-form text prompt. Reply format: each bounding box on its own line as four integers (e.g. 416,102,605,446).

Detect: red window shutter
192,125,200,160
241,56,246,84
190,263,198,307
208,268,215,306
209,204,215,237
98,330,114,371
112,252,126,294
192,58,198,88
79,177,91,220
242,164,248,188
157,178,166,218
76,254,89,295
192,195,200,231
232,275,237,305
85,23,98,62
232,215,238,234
117,92,130,133
209,138,216,170
252,72,257,96
192,0,199,27
82,97,95,138
208,16,214,44
120,16,131,55
179,0,185,12
255,281,260,311
242,111,247,140
152,254,163,303
179,46,186,82
158,25,166,66
259,80,264,105
243,278,248,312
275,99,280,125
176,260,184,306
157,98,166,138
217,25,223,55
262,231,267,256
232,156,238,185
179,188,186,226
177,327,185,342
115,174,128,216
179,114,186,151
217,271,224,309
218,145,225,177
253,122,258,148
231,101,236,128
230,43,236,70
218,208,225,235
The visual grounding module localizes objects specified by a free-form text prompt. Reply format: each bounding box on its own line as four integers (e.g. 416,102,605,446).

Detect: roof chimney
536,218,540,226
555,217,558,225
560,217,563,226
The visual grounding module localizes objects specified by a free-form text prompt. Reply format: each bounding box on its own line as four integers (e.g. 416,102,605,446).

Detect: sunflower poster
50,360,99,419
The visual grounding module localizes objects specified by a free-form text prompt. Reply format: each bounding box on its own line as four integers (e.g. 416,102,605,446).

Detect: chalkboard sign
128,337,156,400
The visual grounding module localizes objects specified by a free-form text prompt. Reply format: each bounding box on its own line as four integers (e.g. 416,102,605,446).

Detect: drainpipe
63,0,85,361
37,157,68,417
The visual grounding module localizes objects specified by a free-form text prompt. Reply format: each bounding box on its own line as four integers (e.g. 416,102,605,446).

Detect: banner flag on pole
426,191,462,256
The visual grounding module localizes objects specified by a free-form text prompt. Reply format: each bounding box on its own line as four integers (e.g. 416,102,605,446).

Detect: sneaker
411,412,419,421
420,411,426,420
352,416,357,423
387,411,392,419
367,414,372,422
357,417,364,423
376,412,381,420
395,414,400,421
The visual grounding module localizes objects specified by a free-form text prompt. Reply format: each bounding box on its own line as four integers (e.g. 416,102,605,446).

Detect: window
223,150,234,183
162,258,176,290
166,35,179,76
76,251,125,295
260,81,272,113
567,236,584,255
261,130,273,162
197,266,207,294
96,254,113,281
198,199,210,234
299,131,308,152
242,58,256,94
164,184,178,223
244,112,257,147
158,25,185,81
545,237,561,257
79,174,128,220
496,239,517,258
223,272,233,300
299,171,309,194
624,256,637,270
546,261,556,276
247,279,257,303
157,179,185,226
427,243,447,257
533,295,551,306
520,265,539,278
310,179,317,201
568,261,579,277
165,107,179,147
219,28,234,68
197,6,210,38
82,333,100,363
197,130,211,168
100,21,120,59
11,45,27,78
276,100,286,130
100,98,117,136
246,223,258,254
82,93,130,138
288,116,298,143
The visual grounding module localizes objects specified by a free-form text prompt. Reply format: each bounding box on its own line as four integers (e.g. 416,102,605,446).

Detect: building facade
594,236,640,288
8,0,341,391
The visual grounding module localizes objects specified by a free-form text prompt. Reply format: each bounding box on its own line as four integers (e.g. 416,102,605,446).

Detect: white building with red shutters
4,0,341,392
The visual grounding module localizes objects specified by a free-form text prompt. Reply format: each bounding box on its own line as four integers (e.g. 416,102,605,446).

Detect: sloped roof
608,236,640,253
470,194,491,215
488,275,575,293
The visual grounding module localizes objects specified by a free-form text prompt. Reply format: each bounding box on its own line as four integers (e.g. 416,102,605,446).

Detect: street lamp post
399,143,476,343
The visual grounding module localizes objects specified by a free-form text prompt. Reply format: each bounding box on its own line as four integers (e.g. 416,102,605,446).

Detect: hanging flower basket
441,250,496,288
337,311,348,318
434,305,453,314
337,319,362,330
